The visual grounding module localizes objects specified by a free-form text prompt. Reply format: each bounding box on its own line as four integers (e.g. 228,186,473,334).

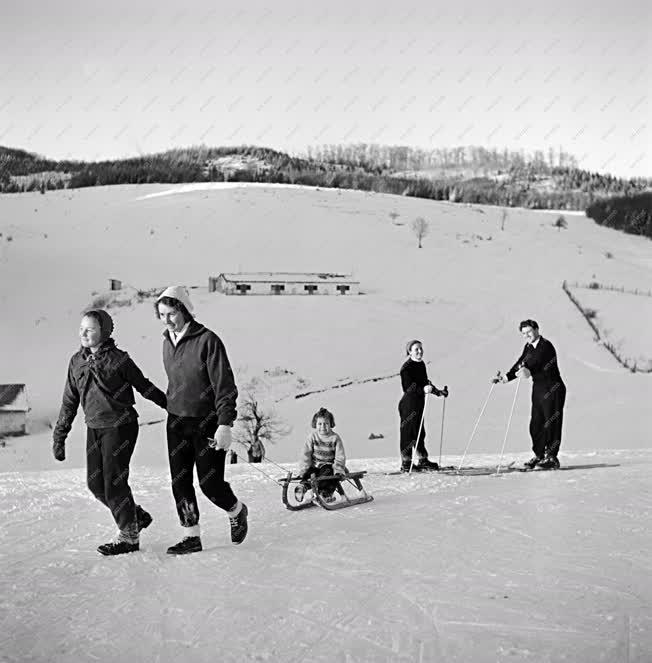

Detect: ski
440,461,517,476
382,465,456,476
514,463,617,473
381,462,517,477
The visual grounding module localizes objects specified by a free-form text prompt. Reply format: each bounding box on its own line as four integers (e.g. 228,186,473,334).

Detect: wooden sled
280,471,374,511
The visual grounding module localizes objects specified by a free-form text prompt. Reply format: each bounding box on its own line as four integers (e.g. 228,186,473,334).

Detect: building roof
217,272,360,284
0,384,28,411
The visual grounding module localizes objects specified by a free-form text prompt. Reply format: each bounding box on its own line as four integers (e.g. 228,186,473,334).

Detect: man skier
493,319,566,469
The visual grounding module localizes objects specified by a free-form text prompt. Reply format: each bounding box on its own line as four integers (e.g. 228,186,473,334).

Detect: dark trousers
166,415,238,527
86,421,139,532
301,464,338,496
399,397,429,463
530,382,566,459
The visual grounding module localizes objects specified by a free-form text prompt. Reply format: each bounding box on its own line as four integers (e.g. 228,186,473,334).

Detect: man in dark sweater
493,319,567,469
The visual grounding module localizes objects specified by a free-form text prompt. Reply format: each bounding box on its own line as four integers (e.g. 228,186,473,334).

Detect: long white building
208,272,360,295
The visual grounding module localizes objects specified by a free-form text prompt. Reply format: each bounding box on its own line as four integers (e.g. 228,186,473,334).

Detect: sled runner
280,470,374,511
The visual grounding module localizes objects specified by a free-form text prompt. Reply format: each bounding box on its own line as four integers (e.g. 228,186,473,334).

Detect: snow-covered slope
2,183,651,661
2,449,651,663
1,184,651,471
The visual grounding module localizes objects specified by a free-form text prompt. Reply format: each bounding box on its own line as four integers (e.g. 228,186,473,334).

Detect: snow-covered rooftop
218,272,360,284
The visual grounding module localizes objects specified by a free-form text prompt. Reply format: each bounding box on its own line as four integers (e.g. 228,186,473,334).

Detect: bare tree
233,390,291,463
411,216,429,248
554,215,568,232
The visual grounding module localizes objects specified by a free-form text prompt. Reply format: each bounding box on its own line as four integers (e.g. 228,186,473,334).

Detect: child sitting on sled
295,407,346,503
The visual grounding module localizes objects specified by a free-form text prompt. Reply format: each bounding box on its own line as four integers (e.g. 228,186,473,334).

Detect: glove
211,425,232,451
517,366,531,379
424,385,433,394
52,439,66,461
441,385,449,398
492,372,507,384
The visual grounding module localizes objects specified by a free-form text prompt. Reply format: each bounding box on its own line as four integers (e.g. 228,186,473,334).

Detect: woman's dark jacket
53,339,167,443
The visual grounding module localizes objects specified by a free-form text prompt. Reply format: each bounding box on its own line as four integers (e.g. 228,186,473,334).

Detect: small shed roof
0,384,28,412
218,272,360,284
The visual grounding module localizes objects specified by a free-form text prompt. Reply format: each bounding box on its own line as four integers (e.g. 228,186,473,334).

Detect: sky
1,0,650,177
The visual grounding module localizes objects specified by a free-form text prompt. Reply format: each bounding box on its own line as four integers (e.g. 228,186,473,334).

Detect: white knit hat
156,285,194,314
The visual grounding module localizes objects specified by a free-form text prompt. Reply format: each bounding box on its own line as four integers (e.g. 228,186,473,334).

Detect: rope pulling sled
218,440,374,511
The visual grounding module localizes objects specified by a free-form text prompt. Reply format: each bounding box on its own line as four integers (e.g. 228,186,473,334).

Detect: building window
271,284,285,295
304,285,318,294
236,284,251,295
336,285,350,294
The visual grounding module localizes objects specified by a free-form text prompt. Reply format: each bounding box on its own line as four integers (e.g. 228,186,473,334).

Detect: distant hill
1,143,650,237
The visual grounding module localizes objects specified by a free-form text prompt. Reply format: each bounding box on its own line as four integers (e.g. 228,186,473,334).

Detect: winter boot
136,505,153,532
538,455,561,470
418,459,440,471
523,456,543,470
229,502,249,545
294,484,306,502
166,536,202,555
97,537,139,556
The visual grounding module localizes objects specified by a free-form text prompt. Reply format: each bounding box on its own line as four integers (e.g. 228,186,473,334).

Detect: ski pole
495,376,522,475
409,395,429,474
438,395,447,467
458,382,496,471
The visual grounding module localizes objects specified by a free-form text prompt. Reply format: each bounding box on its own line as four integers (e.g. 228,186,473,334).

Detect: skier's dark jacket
399,359,435,405
53,339,167,443
162,320,238,426
506,337,565,388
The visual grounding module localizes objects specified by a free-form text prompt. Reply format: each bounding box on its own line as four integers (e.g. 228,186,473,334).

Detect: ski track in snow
2,449,652,662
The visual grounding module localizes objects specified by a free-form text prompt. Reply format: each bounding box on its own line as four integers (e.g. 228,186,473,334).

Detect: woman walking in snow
155,286,248,555
398,340,448,472
52,310,167,556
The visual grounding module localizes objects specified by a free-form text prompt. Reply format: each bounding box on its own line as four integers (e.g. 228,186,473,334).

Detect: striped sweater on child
298,431,346,475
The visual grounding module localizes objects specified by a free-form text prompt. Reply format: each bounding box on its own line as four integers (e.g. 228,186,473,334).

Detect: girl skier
398,339,448,472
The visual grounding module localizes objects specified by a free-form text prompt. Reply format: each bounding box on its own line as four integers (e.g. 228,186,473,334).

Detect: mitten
211,425,232,451
52,439,66,461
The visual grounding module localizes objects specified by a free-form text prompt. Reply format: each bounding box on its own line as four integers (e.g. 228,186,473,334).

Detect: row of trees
2,144,649,218
2,161,638,212
0,146,82,176
304,144,580,174
586,192,652,239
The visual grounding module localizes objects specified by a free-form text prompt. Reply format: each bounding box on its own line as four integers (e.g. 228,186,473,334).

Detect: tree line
305,143,580,174
1,144,650,231
586,192,652,239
